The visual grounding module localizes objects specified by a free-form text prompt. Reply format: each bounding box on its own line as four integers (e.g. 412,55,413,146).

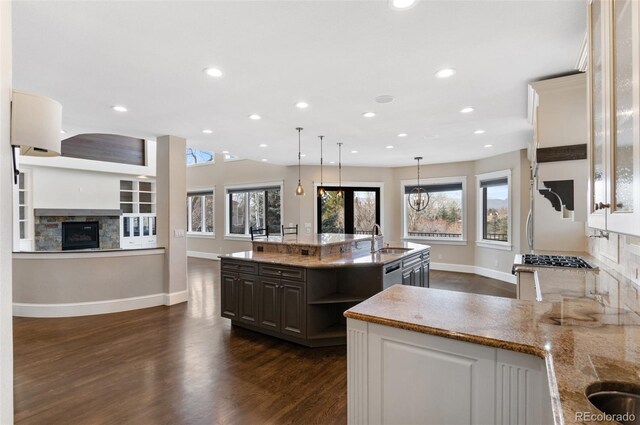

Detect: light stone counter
345,263,640,425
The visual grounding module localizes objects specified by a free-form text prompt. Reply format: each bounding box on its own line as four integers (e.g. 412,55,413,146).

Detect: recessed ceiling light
363,112,376,118
300,153,306,157
202,129,213,134
222,150,229,154
375,95,395,104
386,145,394,149
204,67,223,77
474,129,486,135
484,144,493,148
112,105,127,112
249,114,261,120
351,150,358,154
295,101,309,109
389,0,417,10
460,107,475,113
60,130,66,134
261,158,268,162
435,68,456,79
137,175,148,179
259,143,268,148
329,161,335,164
397,133,408,137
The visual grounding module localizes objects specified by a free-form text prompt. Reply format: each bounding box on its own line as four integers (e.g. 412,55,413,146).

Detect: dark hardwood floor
13,258,514,424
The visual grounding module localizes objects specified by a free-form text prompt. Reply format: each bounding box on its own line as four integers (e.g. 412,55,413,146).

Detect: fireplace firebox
61,221,100,250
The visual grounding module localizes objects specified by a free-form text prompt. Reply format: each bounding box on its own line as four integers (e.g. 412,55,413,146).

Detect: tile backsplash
588,231,640,285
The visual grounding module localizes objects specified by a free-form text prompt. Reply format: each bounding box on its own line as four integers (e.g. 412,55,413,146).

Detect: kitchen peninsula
220,233,430,347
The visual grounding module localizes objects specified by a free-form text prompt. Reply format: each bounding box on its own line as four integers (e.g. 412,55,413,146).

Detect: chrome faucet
371,224,383,253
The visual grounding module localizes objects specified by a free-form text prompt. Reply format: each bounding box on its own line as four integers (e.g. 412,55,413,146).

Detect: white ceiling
13,0,586,167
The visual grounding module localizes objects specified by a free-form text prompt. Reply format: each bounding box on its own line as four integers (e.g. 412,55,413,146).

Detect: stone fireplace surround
34,209,120,251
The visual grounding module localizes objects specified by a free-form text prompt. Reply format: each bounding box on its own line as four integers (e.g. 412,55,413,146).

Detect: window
186,147,214,166
225,183,282,237
477,170,511,248
188,189,214,235
402,177,466,242
316,186,381,234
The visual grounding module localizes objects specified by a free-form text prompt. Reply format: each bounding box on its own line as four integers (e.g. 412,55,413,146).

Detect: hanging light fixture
317,135,326,198
337,142,344,198
295,127,305,196
408,156,430,211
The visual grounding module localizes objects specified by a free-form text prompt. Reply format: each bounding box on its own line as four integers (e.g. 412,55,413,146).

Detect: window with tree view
228,186,281,236
479,177,509,243
317,187,380,234
187,190,214,234
186,147,214,166
404,181,463,239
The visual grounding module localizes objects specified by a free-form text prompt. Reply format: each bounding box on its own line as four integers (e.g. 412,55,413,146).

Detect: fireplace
61,221,100,250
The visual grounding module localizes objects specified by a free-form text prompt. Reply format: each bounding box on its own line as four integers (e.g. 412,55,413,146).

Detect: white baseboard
164,290,188,305
430,262,516,284
13,293,167,318
187,250,220,260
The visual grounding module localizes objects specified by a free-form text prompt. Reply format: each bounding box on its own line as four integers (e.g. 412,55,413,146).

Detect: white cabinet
347,319,551,425
120,213,157,248
588,0,640,235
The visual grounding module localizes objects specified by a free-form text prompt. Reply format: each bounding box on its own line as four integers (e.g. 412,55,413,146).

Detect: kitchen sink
586,381,640,425
378,247,412,255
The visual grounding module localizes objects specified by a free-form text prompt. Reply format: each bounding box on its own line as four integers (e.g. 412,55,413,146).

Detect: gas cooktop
518,254,595,269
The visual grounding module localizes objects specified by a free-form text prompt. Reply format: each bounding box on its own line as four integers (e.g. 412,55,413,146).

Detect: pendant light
408,156,430,211
295,127,305,196
337,142,344,198
317,135,326,198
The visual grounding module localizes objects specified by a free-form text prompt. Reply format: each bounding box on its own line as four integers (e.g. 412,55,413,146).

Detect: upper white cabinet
588,0,640,235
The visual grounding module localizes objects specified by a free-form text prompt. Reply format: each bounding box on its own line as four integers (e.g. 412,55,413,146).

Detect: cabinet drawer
259,264,306,281
402,254,422,269
222,260,258,275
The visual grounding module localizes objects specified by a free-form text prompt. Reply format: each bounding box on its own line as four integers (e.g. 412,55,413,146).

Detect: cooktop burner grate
521,254,594,269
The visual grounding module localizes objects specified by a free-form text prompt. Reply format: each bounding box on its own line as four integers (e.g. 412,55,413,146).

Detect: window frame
224,181,284,240
187,188,215,237
186,147,215,167
475,169,512,250
401,176,467,245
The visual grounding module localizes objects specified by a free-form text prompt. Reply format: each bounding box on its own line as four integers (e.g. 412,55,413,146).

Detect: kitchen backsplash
588,230,640,286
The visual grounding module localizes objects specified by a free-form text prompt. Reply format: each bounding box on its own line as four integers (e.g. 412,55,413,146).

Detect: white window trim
187,187,215,237
312,181,385,236
400,176,467,244
224,180,284,239
475,169,512,250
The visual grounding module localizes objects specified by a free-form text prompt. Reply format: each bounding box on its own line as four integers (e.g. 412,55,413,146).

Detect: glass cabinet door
590,0,607,214
611,0,634,213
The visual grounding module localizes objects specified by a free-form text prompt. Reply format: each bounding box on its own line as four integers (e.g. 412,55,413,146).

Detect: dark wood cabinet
280,280,306,337
258,277,280,330
221,272,239,319
401,252,430,288
237,274,258,325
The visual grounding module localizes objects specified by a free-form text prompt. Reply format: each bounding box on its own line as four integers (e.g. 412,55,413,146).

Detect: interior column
156,135,188,305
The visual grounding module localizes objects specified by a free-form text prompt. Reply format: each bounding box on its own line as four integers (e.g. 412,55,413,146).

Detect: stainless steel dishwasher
382,261,402,289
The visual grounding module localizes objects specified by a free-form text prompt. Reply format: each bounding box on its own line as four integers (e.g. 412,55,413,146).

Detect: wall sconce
10,90,63,183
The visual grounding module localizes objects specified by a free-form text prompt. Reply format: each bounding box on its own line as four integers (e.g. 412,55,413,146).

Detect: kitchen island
220,234,430,347
345,258,640,425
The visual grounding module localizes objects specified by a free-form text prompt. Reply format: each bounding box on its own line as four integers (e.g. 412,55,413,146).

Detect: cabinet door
588,0,609,229
367,323,496,425
401,269,412,286
258,277,280,331
412,265,422,287
221,273,239,319
237,273,258,325
607,0,640,235
280,280,306,338
422,262,430,288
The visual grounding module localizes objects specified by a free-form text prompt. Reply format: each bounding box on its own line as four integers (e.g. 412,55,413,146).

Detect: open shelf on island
308,293,367,305
307,324,347,340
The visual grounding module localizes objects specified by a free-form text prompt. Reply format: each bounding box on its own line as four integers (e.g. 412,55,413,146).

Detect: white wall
0,0,13,421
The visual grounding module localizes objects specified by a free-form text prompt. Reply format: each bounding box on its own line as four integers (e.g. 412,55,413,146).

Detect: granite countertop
344,266,640,425
252,233,371,247
222,241,429,268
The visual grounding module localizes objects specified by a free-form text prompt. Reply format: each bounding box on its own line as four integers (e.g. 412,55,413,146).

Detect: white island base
347,318,554,425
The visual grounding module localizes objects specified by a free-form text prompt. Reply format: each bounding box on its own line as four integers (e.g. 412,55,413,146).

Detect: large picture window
226,183,282,237
316,186,380,234
187,189,214,234
402,177,466,241
476,170,511,248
